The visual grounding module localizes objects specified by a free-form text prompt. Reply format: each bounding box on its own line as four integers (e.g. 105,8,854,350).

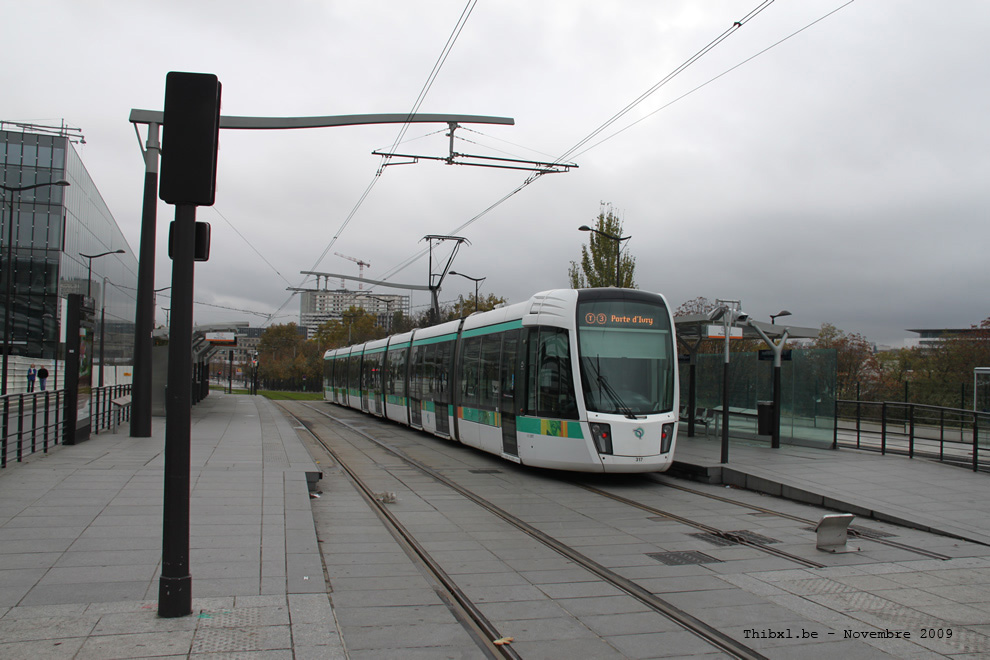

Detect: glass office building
1,124,137,368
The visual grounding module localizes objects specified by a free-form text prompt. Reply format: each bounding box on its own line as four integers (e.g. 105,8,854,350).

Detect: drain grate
690,532,737,547
726,530,780,545
469,468,503,474
647,551,722,566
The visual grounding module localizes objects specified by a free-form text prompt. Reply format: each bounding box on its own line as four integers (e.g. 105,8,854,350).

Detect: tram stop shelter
148,323,249,415
674,315,828,448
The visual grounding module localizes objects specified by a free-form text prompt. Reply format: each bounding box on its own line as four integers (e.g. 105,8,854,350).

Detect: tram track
284,405,521,660
289,401,769,660
649,476,954,561
567,481,828,569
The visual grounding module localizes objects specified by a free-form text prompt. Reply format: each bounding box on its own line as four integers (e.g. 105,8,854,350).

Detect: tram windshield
577,297,675,416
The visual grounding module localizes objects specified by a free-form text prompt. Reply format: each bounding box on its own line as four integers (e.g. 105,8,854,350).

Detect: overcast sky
4,1,988,346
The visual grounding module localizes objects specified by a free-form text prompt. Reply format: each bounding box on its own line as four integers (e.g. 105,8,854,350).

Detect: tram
323,288,679,473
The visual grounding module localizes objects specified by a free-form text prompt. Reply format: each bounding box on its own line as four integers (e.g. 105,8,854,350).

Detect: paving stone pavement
0,393,344,659
2,394,989,659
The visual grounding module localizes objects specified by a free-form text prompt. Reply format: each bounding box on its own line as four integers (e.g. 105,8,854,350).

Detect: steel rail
571,481,827,569
298,402,768,660
651,476,957,559
283,405,520,660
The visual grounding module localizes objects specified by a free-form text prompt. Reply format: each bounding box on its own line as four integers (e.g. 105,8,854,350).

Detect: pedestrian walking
38,366,49,391
27,364,37,392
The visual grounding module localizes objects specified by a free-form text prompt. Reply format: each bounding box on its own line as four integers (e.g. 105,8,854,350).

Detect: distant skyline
3,1,987,346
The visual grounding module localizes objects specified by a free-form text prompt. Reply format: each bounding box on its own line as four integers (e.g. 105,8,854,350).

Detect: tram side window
460,337,481,407
409,346,423,400
364,353,382,393
527,327,578,419
436,341,452,399
386,348,406,397
348,354,361,392
424,344,437,396
478,334,501,409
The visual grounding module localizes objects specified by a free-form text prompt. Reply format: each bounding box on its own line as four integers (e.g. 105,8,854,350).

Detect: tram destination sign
581,312,656,328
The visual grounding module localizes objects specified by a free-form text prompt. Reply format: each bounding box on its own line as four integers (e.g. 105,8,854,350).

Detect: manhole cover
469,468,503,474
647,551,722,566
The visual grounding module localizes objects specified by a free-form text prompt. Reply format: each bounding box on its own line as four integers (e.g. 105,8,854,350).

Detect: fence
0,384,132,468
835,399,989,472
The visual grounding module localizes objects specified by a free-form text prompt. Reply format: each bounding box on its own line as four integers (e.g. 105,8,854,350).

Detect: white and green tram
324,288,679,473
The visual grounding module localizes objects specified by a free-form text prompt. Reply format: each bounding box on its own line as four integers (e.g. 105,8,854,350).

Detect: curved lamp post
448,271,486,311
710,301,749,464
770,310,792,325
1,179,70,395
80,249,125,298
578,225,630,287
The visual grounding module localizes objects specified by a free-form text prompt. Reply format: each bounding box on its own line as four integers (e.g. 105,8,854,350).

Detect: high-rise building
1,122,137,379
300,289,409,338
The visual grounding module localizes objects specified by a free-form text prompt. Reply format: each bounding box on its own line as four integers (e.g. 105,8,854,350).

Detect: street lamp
578,225,631,288
770,310,792,325
448,271,486,311
363,294,393,333
710,300,749,464
2,179,70,395
80,249,125,298
98,276,115,387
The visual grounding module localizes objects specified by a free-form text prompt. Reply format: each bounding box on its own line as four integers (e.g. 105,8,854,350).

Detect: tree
258,323,307,385
444,293,507,321
312,307,386,349
812,323,881,400
675,296,716,317
568,203,636,288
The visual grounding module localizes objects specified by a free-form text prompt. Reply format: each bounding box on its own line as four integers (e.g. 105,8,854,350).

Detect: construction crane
334,253,371,289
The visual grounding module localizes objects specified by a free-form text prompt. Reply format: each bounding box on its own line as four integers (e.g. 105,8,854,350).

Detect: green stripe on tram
461,319,523,339
517,416,585,439
411,333,458,347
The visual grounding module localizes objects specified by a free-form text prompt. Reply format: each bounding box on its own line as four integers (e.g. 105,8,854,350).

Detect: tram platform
671,434,990,547
0,392,344,659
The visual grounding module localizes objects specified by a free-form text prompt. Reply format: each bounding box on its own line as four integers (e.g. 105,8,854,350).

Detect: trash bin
757,401,774,436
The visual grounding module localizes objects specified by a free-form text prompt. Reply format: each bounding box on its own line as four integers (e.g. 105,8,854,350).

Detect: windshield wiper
589,356,640,419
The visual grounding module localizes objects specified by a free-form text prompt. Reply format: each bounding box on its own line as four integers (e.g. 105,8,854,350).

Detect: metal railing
835,399,989,472
0,384,132,468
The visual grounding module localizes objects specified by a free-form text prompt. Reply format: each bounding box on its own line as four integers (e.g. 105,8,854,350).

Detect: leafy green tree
568,203,636,289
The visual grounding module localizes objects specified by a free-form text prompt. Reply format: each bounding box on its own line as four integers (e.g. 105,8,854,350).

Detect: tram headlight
660,423,674,454
589,422,613,455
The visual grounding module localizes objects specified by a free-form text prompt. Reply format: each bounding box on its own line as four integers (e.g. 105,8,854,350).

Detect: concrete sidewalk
0,393,344,659
672,432,990,547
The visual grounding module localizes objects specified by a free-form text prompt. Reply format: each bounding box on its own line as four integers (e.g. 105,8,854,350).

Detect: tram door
360,355,370,412
410,346,423,427
435,342,452,436
499,330,519,456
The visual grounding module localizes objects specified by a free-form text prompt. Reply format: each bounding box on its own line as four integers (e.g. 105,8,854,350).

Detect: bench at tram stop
109,394,132,433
